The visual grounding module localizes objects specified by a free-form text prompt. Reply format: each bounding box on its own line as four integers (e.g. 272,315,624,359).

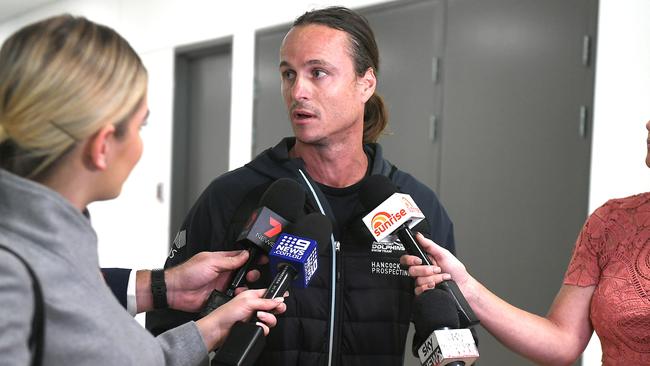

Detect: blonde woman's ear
87,124,115,171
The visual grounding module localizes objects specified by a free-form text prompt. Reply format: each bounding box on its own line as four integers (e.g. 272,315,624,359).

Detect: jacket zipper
298,169,338,366
332,241,343,365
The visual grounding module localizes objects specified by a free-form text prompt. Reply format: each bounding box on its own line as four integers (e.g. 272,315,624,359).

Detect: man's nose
291,75,310,101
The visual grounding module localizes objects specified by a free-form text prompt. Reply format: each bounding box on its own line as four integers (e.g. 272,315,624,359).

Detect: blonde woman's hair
0,14,147,179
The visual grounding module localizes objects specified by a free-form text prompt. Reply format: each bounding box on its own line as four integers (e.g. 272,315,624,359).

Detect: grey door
170,42,232,237
439,0,597,365
365,0,446,192
253,25,292,156
362,3,446,365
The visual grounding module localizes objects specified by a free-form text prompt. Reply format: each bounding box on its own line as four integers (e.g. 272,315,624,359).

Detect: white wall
1,0,648,364
582,0,650,363
590,0,650,206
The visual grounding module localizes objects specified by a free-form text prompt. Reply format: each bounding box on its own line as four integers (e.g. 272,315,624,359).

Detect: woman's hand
400,233,472,297
197,288,287,350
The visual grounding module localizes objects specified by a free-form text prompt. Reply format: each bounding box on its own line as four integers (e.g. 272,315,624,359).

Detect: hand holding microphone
359,175,479,327
408,234,480,311
159,250,252,313
200,178,306,316
213,212,331,366
195,288,287,352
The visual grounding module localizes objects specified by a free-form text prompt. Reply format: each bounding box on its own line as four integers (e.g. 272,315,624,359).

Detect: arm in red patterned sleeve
564,210,606,287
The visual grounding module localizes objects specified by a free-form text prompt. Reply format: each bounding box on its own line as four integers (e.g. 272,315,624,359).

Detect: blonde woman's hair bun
0,14,147,178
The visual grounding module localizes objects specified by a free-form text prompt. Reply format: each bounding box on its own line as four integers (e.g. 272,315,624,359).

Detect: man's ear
359,67,377,102
86,124,115,171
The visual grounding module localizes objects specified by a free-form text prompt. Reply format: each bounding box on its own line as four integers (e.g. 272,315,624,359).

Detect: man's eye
313,69,327,78
282,70,295,80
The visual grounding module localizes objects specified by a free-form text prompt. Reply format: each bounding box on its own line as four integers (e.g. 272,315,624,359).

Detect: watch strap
151,269,168,309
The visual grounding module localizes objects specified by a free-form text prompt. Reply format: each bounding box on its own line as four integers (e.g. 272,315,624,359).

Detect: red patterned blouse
564,192,650,365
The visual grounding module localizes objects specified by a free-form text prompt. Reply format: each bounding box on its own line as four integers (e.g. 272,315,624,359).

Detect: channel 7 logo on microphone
270,234,318,288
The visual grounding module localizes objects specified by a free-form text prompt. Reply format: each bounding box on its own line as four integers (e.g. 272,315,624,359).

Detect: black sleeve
100,268,131,309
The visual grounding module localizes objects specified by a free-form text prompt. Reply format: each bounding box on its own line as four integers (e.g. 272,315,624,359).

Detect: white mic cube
417,329,479,366
362,193,425,242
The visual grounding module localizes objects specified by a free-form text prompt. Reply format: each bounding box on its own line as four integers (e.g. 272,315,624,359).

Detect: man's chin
294,134,327,147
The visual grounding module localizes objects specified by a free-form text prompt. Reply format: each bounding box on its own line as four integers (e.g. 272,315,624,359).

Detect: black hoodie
146,137,455,366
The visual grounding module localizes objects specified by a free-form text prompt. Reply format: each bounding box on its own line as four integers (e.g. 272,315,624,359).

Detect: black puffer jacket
146,138,455,366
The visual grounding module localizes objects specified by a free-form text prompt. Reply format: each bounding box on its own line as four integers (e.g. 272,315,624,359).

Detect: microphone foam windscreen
359,174,398,210
285,212,333,246
413,288,461,336
259,178,306,222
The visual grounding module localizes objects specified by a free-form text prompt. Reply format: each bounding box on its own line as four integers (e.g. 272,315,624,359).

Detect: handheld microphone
213,213,331,366
359,175,428,261
265,212,328,296
201,178,305,316
359,175,479,327
412,289,479,366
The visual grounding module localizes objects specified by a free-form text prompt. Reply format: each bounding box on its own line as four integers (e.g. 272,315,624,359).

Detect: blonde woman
0,15,285,365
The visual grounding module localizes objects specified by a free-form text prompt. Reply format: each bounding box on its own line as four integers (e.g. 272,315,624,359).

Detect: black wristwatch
151,269,168,309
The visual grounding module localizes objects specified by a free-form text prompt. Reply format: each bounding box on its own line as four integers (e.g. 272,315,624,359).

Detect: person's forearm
135,270,154,313
135,269,188,313
195,314,226,351
464,277,584,365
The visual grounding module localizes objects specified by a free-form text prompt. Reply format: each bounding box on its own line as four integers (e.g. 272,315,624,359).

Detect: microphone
359,175,428,262
265,212,328,294
213,213,331,366
359,175,479,328
200,178,306,316
412,289,479,366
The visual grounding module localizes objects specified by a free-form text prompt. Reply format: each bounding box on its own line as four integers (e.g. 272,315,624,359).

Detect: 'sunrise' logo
371,209,407,236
